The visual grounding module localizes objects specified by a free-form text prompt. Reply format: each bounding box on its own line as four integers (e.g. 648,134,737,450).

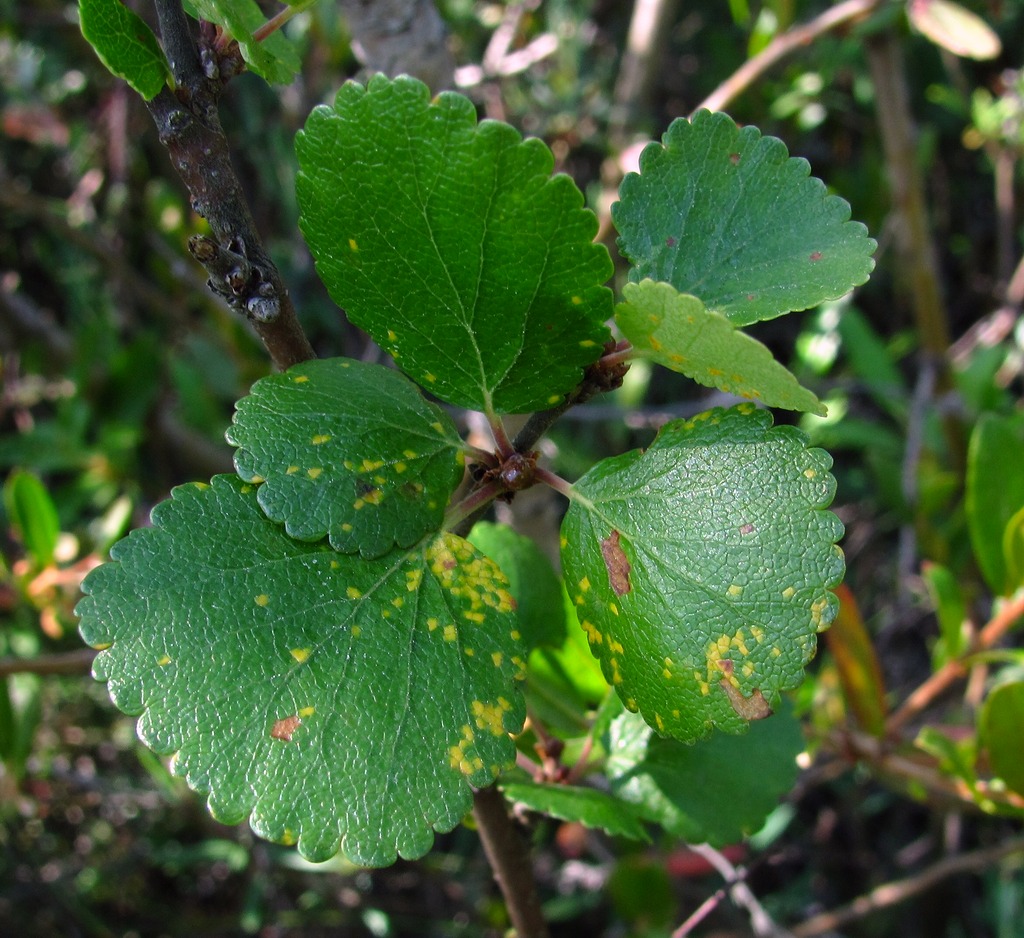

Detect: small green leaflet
966,413,1024,596
296,75,613,415
79,0,170,100
613,110,875,327
606,701,803,846
184,0,301,83
616,280,826,415
77,475,527,866
561,405,844,744
228,359,465,559
500,780,649,841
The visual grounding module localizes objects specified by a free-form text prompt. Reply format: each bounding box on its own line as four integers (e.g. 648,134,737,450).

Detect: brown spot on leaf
666,236,677,247
600,530,632,596
720,681,773,721
809,250,823,261
729,152,741,165
739,522,755,535
271,715,301,742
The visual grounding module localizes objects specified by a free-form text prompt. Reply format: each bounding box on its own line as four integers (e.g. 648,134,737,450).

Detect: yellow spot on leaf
391,596,404,609
655,713,665,731
547,394,562,405
572,295,583,305
464,647,475,657
286,465,299,475
307,467,322,480
491,652,503,667
348,238,358,252
579,577,591,593
157,655,172,666
580,339,596,348
311,434,331,445
782,586,796,599
387,329,397,341
443,624,458,642
471,699,508,736
403,449,418,459
427,617,439,631
346,586,362,599
510,630,521,642
727,584,743,597
293,375,309,383
255,594,270,607
341,523,353,532
425,372,437,383
281,829,297,845
394,462,408,473
91,642,111,651
804,468,817,479
299,706,316,718
406,569,423,591
290,648,311,663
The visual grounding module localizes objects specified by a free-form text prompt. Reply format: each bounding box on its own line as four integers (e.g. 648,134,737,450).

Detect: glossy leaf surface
228,359,464,559
77,476,526,866
561,405,844,743
614,110,875,326
296,75,613,414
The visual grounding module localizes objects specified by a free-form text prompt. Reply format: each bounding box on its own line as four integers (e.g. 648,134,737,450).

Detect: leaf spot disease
307,467,322,480
271,714,302,742
809,250,823,261
600,530,632,596
720,681,773,721
290,647,312,663
255,594,270,607
311,434,331,445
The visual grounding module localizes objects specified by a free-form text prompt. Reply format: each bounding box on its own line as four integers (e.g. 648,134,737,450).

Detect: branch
694,0,882,115
147,0,315,371
791,835,1024,936
0,650,96,679
886,591,1024,734
472,785,551,938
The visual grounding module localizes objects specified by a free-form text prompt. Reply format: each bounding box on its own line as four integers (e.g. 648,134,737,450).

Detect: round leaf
561,405,844,743
77,476,527,866
613,110,876,326
606,700,804,845
228,359,465,559
296,75,613,415
616,280,826,415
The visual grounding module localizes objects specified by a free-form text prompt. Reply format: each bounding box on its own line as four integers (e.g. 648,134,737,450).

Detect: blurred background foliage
3,0,1024,935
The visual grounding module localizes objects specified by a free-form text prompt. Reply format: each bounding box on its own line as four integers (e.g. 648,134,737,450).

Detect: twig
0,649,96,678
147,0,315,371
887,591,1024,734
688,844,792,938
694,0,882,115
472,785,551,938
791,835,1024,936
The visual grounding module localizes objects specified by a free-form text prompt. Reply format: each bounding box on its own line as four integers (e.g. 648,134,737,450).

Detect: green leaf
616,280,826,415
613,110,875,327
1003,505,1024,595
967,413,1024,596
184,0,301,83
228,359,465,559
980,682,1024,797
76,475,526,866
78,0,171,100
499,780,649,841
468,521,566,650
922,561,968,663
4,470,60,567
296,75,613,415
561,405,844,743
607,700,804,845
